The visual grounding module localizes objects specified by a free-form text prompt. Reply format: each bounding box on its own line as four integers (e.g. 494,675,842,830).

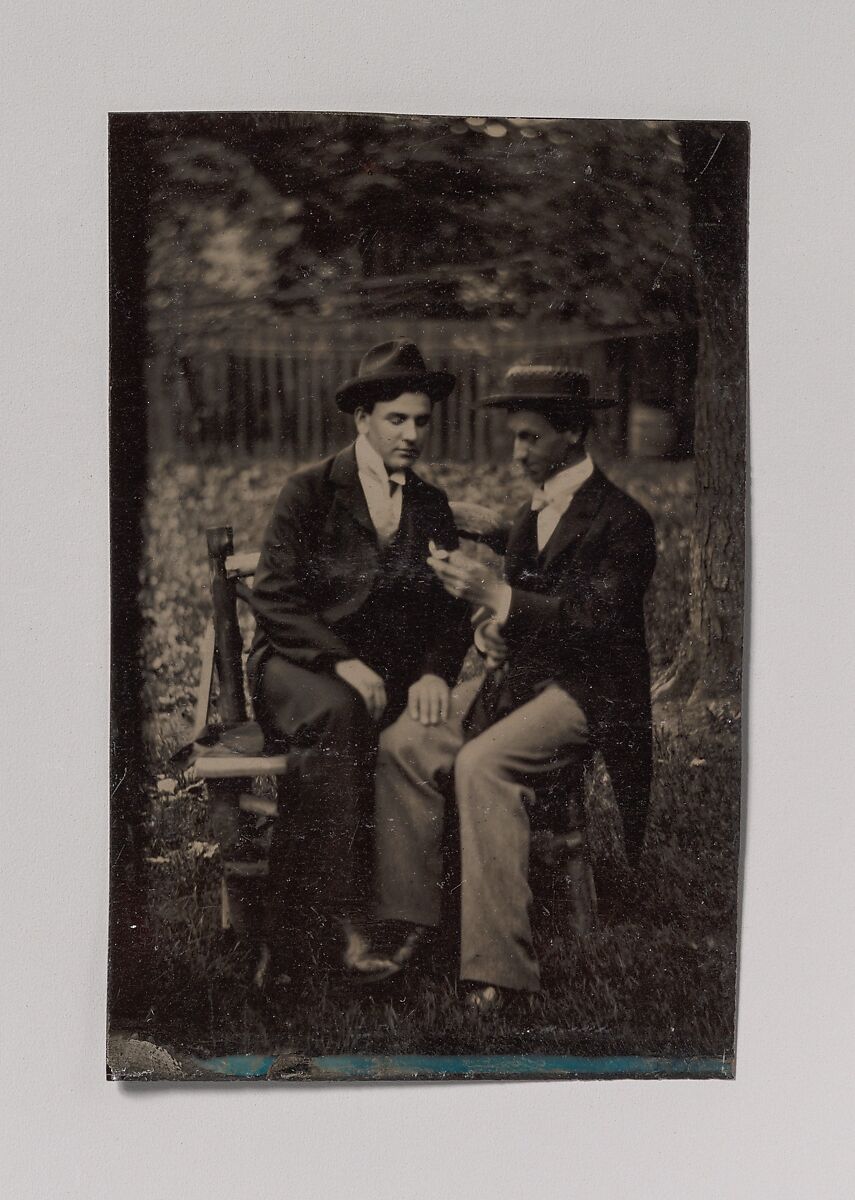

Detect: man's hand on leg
334,658,387,721
407,673,450,726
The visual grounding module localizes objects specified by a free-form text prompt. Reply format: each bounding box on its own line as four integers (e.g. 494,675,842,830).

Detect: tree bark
654,123,748,705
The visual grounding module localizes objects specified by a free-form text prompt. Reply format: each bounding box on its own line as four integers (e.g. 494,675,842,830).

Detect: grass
127,452,739,1065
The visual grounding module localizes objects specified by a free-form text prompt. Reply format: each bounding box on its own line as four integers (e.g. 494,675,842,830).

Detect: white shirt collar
355,434,406,486
536,454,595,508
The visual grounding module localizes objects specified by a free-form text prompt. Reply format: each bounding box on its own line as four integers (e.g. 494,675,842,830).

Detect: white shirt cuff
493,584,513,626
472,620,490,655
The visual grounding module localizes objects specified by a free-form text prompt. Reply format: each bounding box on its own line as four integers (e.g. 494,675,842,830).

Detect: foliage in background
146,114,695,334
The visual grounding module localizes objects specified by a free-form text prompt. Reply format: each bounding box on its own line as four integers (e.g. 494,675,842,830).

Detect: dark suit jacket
248,444,471,717
497,468,657,863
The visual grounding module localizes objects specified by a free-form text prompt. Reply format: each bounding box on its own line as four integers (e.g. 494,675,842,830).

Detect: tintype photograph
108,112,747,1081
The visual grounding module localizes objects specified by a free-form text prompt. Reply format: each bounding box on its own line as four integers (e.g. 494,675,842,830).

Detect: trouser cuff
375,905,440,929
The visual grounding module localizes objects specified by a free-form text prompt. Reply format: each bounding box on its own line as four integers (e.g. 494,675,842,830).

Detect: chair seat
192,720,291,779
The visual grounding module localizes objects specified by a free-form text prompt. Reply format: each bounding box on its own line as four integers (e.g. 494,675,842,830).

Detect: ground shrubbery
133,453,738,1061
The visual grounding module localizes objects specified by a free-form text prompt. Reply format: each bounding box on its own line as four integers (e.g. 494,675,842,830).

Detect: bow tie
530,489,551,513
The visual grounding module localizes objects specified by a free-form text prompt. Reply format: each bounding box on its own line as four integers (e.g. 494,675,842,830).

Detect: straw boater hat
481,364,615,419
335,339,456,414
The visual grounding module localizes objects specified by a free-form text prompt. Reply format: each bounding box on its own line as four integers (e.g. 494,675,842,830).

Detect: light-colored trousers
375,672,589,993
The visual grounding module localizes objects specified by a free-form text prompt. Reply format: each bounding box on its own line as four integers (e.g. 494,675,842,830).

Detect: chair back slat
206,526,248,725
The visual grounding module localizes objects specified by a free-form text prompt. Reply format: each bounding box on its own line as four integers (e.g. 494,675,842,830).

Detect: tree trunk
654,123,748,705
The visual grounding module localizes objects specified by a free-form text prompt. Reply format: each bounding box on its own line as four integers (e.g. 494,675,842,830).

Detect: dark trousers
253,657,379,967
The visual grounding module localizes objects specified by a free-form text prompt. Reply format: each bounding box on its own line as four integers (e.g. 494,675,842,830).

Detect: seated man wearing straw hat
248,340,470,986
373,364,657,1012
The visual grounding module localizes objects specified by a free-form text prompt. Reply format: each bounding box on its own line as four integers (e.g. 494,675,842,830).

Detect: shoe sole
346,957,402,985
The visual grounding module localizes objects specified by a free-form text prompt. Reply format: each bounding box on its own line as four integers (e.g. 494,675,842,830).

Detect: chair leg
532,829,598,937
557,832,598,936
220,875,235,932
252,943,271,990
528,753,597,937
207,778,253,934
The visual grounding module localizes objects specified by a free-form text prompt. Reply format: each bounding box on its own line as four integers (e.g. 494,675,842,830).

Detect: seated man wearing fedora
248,340,471,985
372,364,657,1011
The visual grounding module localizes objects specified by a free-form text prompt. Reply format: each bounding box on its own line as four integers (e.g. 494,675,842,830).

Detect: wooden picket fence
146,318,692,460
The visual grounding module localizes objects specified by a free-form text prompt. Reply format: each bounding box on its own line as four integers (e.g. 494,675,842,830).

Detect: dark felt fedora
482,364,615,414
336,339,457,413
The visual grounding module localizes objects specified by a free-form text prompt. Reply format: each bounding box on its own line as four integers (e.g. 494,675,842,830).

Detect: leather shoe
464,984,505,1015
342,923,401,983
390,923,430,967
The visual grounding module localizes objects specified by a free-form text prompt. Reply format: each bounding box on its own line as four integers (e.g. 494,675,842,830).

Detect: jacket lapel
504,504,540,583
318,445,379,623
328,443,377,540
540,469,611,568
